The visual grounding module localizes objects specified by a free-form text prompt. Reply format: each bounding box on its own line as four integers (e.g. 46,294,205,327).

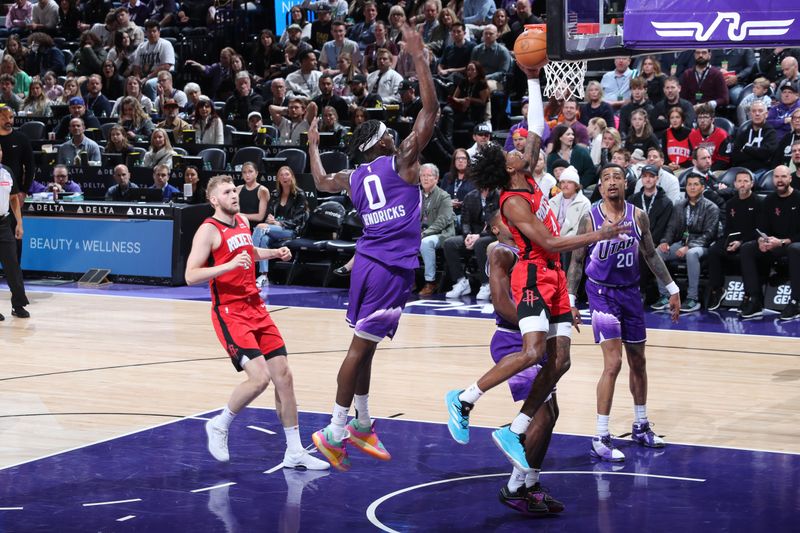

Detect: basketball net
543,60,588,100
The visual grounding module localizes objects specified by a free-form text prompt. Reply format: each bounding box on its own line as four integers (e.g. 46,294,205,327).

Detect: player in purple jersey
567,164,681,462
488,212,564,515
306,23,439,471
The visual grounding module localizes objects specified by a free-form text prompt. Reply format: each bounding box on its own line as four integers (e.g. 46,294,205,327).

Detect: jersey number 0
363,174,387,210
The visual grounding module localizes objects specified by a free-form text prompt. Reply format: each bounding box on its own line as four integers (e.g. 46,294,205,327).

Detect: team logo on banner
651,12,795,42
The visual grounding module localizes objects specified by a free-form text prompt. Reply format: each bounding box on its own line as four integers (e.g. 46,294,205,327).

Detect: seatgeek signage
21,218,173,277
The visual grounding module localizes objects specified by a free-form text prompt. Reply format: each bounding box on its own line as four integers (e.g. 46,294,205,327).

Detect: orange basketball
514,29,548,69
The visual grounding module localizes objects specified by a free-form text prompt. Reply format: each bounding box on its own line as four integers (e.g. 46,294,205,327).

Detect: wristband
527,79,545,137
569,294,576,307
665,282,679,296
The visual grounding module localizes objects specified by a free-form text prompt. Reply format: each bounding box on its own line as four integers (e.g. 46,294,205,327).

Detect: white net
543,60,588,101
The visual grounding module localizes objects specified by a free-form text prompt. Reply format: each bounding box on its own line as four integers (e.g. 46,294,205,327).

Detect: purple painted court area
1,408,798,532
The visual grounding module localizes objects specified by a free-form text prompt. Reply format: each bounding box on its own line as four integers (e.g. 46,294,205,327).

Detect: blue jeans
252,225,295,272
420,235,443,282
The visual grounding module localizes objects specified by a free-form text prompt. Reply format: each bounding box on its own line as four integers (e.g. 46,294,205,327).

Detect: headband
359,122,387,152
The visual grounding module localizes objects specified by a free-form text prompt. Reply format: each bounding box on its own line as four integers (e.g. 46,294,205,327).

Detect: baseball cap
248,111,262,121
398,80,414,91
474,123,492,135
558,166,580,185
512,128,528,139
551,158,570,171
779,79,798,93
317,3,332,11
69,96,85,106
162,98,179,108
287,24,302,31
641,164,659,176
350,74,367,84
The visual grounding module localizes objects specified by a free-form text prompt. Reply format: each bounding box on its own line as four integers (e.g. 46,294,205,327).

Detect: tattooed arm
637,207,681,322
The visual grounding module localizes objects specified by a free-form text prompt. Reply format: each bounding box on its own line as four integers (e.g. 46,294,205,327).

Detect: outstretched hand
401,23,425,56
598,218,631,240
307,117,320,147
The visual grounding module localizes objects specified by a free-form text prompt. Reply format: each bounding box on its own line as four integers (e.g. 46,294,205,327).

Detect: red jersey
206,215,258,305
499,176,561,265
688,126,730,166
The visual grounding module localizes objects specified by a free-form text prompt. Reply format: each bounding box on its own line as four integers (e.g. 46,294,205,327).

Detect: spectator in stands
529,150,557,199
767,79,800,138
105,124,137,155
280,23,313,61
757,49,800,85
347,73,381,110
612,149,638,197
465,122,491,158
182,81,201,116
639,55,666,105
111,75,154,116
56,0,82,41
661,107,693,172
503,0,541,49
28,0,59,33
367,48,403,104
443,186,498,300
100,60,126,101
780,56,800,85
309,2,333,51
320,21,362,76
0,75,23,112
351,105,368,127
45,164,82,193
731,100,777,176
548,165,591,266
651,76,695,135
43,70,63,101
82,74,112,117
142,127,176,168
624,109,660,159
579,81,615,129
386,4,406,44
330,55,356,100
689,104,730,170
463,0,495,27
436,22,475,89
262,77,288,114
711,48,755,105
629,163,673,249
181,165,204,203
601,57,633,110
313,74,348,124
739,165,800,320
55,76,79,105
192,95,224,144
775,109,800,167
20,79,51,117
547,123,595,187
443,147,474,221
26,32,65,78
107,31,133,77
4,36,28,71
246,110,263,134
446,60,489,130
790,141,800,187
117,95,154,140
654,174,719,313
250,30,284,82
304,0,348,20
149,163,178,201
618,77,654,137
680,49,729,110
124,0,151,26
364,21,399,72
185,47,236,101
559,99,589,146
105,163,139,201
285,51,322,100
222,70,262,122
632,146,682,204
598,127,622,168
115,7,145,49
737,77,772,125
470,24,511,90
57,117,101,164
428,7,456,56
706,169,761,310
587,117,606,166
1,56,30,98
157,97,190,142
417,163,455,296
319,105,346,136
132,20,176,99
415,1,440,44
6,0,33,37
269,96,317,145
145,0,177,28
492,9,511,45
88,11,118,48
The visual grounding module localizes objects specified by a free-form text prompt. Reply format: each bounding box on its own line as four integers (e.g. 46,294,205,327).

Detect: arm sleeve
527,79,545,137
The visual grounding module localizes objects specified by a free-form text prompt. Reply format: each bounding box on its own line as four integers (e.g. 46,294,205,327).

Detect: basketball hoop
543,59,588,100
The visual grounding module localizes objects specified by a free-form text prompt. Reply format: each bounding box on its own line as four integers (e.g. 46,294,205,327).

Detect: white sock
353,394,370,426
217,406,237,430
507,467,526,492
634,405,648,424
284,425,302,454
330,402,349,441
459,383,483,404
525,469,541,488
596,414,610,436
509,413,532,435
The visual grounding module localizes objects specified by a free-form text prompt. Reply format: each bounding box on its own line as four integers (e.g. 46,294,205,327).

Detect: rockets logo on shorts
522,289,539,306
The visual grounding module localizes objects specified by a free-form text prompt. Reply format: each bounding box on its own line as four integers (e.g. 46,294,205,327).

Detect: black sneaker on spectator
649,296,669,310
739,298,763,319
707,288,726,311
779,300,800,321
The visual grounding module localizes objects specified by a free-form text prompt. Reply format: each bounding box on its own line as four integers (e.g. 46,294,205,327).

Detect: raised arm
636,208,680,321
518,61,543,171
307,117,352,194
396,23,439,181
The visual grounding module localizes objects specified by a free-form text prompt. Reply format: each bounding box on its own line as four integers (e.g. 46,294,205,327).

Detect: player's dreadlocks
349,119,385,163
468,143,513,190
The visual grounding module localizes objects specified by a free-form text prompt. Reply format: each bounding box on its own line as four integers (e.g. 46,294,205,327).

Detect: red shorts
511,260,572,328
211,295,286,372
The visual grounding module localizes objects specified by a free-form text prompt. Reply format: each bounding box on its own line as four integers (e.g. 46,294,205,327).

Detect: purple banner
624,1,800,49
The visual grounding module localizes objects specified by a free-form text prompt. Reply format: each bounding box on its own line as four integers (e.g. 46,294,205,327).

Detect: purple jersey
350,155,421,270
585,201,642,287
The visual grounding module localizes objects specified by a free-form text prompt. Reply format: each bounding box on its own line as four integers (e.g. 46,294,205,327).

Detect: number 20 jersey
350,155,421,270
585,201,642,287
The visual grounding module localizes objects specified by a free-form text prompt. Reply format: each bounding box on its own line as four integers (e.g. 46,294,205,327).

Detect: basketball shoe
205,416,230,462
529,483,565,513
283,449,331,470
311,427,351,472
445,389,472,444
492,427,531,472
631,421,665,448
499,485,548,514
590,434,625,462
345,420,392,461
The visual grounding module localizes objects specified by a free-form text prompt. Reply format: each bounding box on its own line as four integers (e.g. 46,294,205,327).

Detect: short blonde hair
753,77,771,91
207,174,233,199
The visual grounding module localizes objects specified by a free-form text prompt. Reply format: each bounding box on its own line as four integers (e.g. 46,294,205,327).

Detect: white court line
82,498,142,507
247,425,276,435
187,416,212,421
0,507,24,511
263,463,284,474
190,482,236,493
366,471,706,532
116,515,136,522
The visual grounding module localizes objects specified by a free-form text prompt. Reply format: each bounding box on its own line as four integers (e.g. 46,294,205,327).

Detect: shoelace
457,402,471,429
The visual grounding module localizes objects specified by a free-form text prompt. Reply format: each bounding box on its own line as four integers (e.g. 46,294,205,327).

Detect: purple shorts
586,279,647,344
490,328,553,402
346,253,414,342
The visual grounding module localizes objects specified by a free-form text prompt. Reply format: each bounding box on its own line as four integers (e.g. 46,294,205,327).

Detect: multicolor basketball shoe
345,419,392,461
311,427,351,472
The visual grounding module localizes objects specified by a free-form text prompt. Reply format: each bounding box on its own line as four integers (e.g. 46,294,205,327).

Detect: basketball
514,29,548,69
